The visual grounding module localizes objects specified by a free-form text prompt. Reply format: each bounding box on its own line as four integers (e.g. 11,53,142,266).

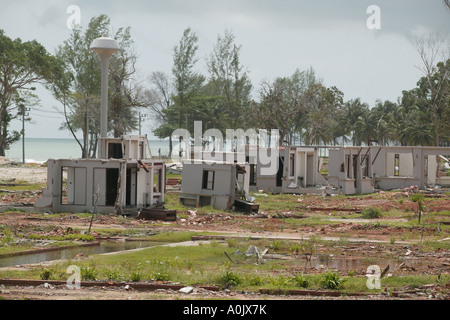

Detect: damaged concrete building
254,146,330,194
179,160,254,212
34,135,166,215
327,146,450,194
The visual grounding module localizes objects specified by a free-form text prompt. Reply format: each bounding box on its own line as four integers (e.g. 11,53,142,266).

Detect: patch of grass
147,231,212,243
26,233,95,242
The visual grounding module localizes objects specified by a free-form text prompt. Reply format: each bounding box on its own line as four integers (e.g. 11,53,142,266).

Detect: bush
321,272,342,290
130,271,143,282
293,273,309,288
246,275,265,286
219,271,242,287
151,271,170,282
104,268,122,281
80,266,98,281
40,267,55,280
362,207,382,219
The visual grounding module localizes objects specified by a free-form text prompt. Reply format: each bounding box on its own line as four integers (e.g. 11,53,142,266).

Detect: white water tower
90,34,120,139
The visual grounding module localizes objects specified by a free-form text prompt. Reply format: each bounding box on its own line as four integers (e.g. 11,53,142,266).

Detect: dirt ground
0,164,449,301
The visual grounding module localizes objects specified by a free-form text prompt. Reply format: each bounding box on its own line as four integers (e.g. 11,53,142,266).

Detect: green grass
1,237,449,295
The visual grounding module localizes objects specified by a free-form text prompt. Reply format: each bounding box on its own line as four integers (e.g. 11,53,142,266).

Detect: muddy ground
0,164,449,301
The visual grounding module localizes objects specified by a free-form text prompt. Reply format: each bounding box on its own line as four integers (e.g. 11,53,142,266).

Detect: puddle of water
0,241,162,268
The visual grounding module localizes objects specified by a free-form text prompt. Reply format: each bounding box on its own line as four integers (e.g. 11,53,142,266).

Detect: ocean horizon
5,138,171,164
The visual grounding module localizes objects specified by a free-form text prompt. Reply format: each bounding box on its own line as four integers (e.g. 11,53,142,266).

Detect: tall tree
172,27,205,156
343,98,370,146
302,84,344,145
257,68,317,146
415,33,449,146
207,29,252,129
53,15,109,158
145,71,174,157
0,30,62,156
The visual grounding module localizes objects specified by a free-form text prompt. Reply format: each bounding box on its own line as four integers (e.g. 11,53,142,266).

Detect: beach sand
0,165,48,184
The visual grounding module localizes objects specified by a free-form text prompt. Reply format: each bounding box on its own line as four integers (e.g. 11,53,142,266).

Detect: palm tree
353,111,378,146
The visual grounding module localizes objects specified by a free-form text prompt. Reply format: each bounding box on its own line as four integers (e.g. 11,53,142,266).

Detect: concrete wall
179,161,250,211
328,146,450,194
35,159,165,215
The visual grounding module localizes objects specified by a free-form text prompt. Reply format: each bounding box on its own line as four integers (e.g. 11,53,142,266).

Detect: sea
5,138,171,164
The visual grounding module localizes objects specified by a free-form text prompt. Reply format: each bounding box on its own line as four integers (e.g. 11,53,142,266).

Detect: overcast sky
1,0,449,139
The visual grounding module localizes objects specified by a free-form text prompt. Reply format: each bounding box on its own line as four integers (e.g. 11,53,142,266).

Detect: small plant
80,266,98,281
362,207,382,219
130,271,143,282
348,269,355,277
104,268,122,282
321,272,342,290
219,271,242,287
409,194,425,224
151,271,170,281
289,243,301,253
246,275,265,286
268,275,291,287
293,273,309,288
0,227,15,246
270,240,283,251
390,236,396,244
40,267,55,280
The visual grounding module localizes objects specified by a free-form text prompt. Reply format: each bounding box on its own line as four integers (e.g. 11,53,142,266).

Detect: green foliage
39,267,56,281
293,273,309,288
0,29,63,155
130,271,143,282
362,207,382,219
104,268,122,282
80,266,98,281
151,271,170,282
268,275,291,287
219,271,242,287
0,227,15,246
321,272,342,290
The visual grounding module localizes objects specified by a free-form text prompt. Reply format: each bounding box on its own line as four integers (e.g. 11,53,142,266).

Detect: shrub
321,272,342,290
362,207,382,219
40,267,55,280
80,266,98,281
130,271,143,282
104,268,122,282
219,271,242,287
293,273,309,288
151,271,170,281
268,275,291,287
246,275,265,286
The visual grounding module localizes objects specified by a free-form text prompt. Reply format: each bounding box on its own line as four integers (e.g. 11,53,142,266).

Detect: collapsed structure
327,146,450,194
179,160,253,212
34,135,166,215
181,145,450,204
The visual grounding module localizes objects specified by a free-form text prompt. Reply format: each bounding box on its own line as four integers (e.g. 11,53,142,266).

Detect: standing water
0,240,162,268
